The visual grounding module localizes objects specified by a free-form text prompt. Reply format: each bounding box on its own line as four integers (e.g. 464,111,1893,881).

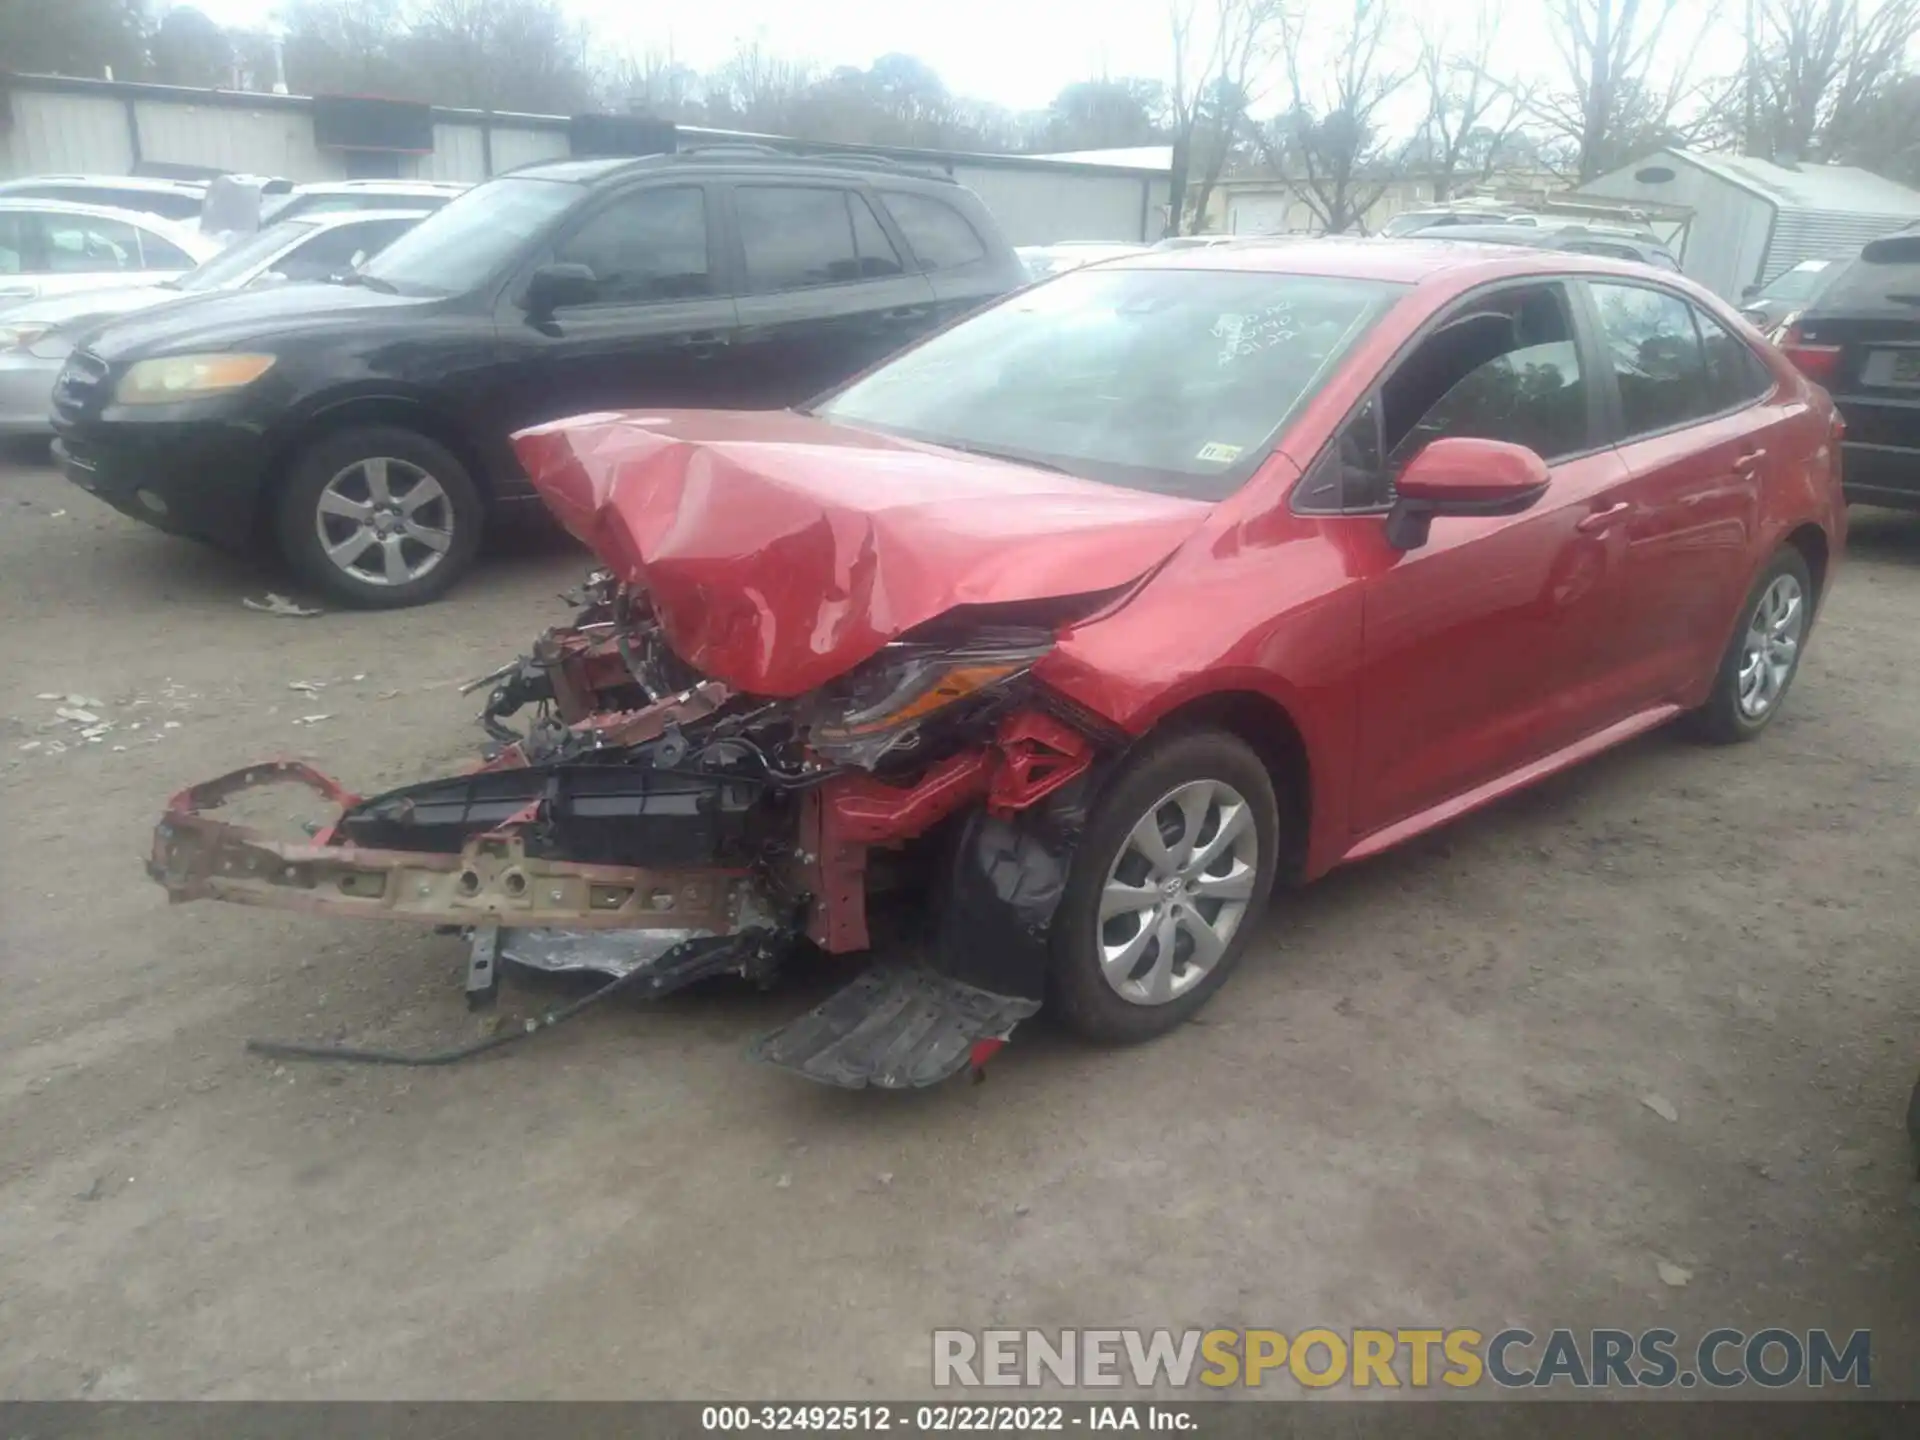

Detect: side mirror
524,262,597,317
1385,436,1551,550
1741,283,1761,300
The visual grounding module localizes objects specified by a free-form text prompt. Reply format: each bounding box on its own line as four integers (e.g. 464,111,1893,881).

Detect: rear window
880,191,987,271
1812,235,1920,315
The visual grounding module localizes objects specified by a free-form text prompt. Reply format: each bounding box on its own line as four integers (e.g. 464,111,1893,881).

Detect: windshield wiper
933,439,1074,475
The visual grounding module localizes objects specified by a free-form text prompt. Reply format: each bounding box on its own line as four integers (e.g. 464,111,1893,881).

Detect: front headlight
0,322,52,352
114,353,276,405
806,638,1051,766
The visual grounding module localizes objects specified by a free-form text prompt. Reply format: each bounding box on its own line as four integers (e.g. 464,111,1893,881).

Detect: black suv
1782,231,1920,508
50,150,1025,606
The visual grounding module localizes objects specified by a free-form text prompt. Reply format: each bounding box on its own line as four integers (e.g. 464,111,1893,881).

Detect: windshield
1760,260,1838,302
173,221,320,292
357,178,578,296
817,267,1404,499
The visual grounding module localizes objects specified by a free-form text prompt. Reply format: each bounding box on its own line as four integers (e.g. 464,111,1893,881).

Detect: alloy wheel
1736,572,1805,720
1096,778,1261,1006
313,456,454,588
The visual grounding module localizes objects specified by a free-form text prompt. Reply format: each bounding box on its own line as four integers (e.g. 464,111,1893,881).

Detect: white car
0,199,222,310
0,209,425,436
0,174,209,223
264,180,468,224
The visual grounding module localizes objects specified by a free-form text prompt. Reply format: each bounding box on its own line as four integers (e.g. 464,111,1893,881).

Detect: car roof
0,196,225,258
293,207,432,228
1107,235,1692,288
503,148,959,188
289,180,467,195
0,173,207,195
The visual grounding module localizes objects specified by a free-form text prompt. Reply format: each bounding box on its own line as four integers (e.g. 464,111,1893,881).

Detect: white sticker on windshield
1211,302,1298,365
1196,442,1243,464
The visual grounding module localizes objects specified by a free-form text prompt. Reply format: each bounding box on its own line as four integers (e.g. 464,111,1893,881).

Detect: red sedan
152,240,1844,1085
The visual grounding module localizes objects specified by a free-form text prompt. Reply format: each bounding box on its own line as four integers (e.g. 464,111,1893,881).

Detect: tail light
1779,321,1842,383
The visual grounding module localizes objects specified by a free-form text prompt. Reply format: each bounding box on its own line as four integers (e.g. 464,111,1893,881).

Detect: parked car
144,241,1843,1085
1153,234,1241,250
1776,232,1920,508
0,210,426,437
1414,222,1681,271
1379,206,1546,236
0,174,209,223
1739,255,1852,333
0,199,222,309
50,150,1026,607
1017,241,1150,280
261,180,468,224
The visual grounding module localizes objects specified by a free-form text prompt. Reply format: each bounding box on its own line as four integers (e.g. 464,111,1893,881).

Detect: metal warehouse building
0,73,1173,245
1578,146,1920,298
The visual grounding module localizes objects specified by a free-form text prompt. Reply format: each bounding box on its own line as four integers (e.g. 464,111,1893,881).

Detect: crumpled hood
511,410,1210,697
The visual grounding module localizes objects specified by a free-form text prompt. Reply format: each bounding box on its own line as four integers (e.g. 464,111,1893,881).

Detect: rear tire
1688,547,1813,744
276,425,484,609
1048,730,1281,1044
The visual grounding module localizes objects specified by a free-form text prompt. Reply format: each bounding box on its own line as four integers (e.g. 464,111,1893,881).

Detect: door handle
881,306,933,322
1574,501,1632,534
669,331,730,349
1731,448,1768,475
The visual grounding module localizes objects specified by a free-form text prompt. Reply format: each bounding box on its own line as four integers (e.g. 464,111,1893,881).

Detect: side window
736,186,870,291
1694,308,1773,411
137,230,195,270
1388,340,1588,466
880,191,987,271
0,212,31,274
555,186,711,304
276,224,386,281
1589,281,1715,436
848,194,904,277
1297,284,1589,514
39,213,142,273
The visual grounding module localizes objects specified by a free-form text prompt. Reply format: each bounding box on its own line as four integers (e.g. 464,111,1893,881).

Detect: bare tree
601,44,704,118
1535,0,1731,181
0,0,148,79
1165,0,1288,235
1253,0,1413,234
280,0,409,97
1418,5,1535,200
1754,0,1919,160
706,37,816,133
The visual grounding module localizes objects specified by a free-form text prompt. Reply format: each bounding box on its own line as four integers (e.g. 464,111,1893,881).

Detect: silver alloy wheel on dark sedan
1097,777,1262,1006
314,455,455,588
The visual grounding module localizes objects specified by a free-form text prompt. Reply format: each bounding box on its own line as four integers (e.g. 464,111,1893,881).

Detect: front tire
1048,730,1281,1044
1689,547,1813,744
276,425,484,609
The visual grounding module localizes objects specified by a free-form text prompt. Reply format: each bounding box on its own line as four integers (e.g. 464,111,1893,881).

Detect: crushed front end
149,570,1114,1086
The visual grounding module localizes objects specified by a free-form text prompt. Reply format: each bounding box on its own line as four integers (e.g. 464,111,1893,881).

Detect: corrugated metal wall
0,81,1168,242
1762,209,1919,283
487,124,570,174
0,90,134,175
1578,157,1775,297
951,164,1160,244
136,99,331,179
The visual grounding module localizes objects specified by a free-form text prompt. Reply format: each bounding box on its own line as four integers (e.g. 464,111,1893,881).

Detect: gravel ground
0,444,1916,1400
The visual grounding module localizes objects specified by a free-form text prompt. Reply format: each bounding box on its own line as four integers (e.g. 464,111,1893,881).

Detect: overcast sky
171,0,1651,115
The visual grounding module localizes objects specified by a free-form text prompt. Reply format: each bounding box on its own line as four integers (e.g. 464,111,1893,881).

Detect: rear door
723,182,938,406
495,181,740,427
873,187,1018,325
1580,279,1789,701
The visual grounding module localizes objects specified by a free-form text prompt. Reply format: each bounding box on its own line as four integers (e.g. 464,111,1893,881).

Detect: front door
1343,282,1642,839
495,183,741,441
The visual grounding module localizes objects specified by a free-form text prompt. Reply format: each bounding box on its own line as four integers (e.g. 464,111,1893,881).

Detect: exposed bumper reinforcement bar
149,761,756,932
